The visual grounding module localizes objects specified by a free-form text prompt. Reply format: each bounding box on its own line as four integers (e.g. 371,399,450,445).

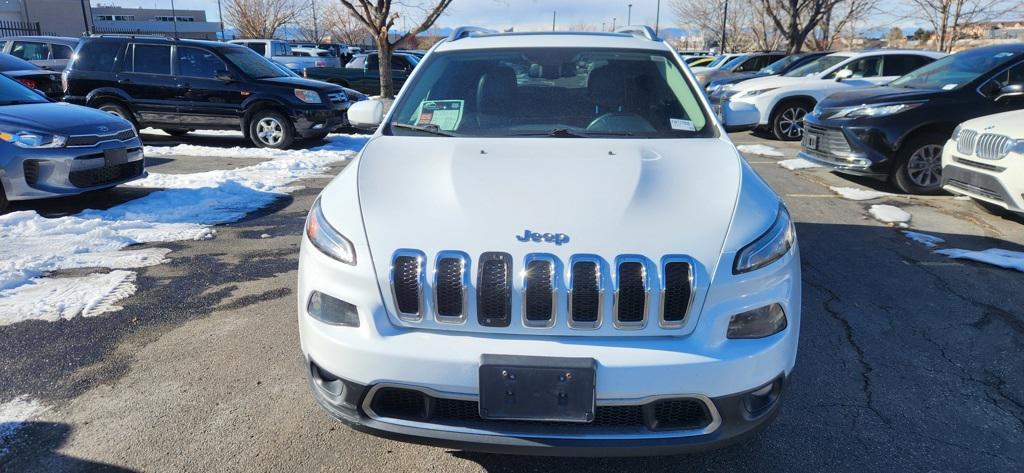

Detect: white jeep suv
943,109,1024,215
721,50,944,140
298,27,801,456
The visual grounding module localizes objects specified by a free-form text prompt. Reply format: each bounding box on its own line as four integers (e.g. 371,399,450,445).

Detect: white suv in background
297,27,801,456
943,109,1024,215
721,50,945,140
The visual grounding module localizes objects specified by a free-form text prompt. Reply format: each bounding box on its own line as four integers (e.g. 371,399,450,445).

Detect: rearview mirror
834,69,853,82
721,100,760,133
348,99,385,129
995,84,1024,102
215,70,234,82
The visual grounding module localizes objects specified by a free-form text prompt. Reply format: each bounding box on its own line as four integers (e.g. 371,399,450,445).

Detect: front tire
770,100,812,141
891,132,945,194
97,102,138,131
248,111,295,149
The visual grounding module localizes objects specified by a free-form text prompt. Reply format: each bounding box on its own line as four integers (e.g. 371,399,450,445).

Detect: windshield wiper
512,128,635,138
391,123,457,136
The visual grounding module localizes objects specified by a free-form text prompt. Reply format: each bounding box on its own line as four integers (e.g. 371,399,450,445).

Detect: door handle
177,83,191,89
117,78,130,84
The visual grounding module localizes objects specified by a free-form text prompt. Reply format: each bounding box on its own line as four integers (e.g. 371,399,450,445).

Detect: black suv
801,44,1024,194
63,36,349,149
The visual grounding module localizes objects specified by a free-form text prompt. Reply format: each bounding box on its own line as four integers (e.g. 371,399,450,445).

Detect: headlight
734,204,795,274
728,304,788,339
0,130,67,148
737,87,778,98
305,198,356,265
1001,138,1024,158
951,124,962,141
294,88,322,104
831,102,924,119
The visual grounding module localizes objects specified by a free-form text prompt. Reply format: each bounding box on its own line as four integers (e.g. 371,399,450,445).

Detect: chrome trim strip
360,383,723,440
66,130,137,148
521,253,558,328
432,250,471,324
659,255,697,329
390,249,427,322
567,254,604,330
612,255,650,330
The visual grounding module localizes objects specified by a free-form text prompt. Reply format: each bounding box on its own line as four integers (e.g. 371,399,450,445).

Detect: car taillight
315,60,326,67
16,78,37,90
303,68,308,78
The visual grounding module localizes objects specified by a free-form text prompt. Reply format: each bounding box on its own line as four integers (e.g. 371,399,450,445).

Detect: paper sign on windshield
416,100,464,131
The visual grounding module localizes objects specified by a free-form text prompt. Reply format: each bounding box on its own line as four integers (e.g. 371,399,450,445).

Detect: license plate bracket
479,355,596,423
803,133,819,150
104,147,129,166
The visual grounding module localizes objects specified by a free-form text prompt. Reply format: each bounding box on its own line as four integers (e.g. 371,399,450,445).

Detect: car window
272,42,290,56
177,47,227,78
367,55,379,70
347,56,365,69
133,44,171,74
826,56,883,79
882,55,933,76
51,44,74,60
390,48,712,139
391,55,411,70
10,41,50,61
736,56,767,72
784,55,847,77
71,40,122,72
246,42,267,55
891,49,1022,90
221,47,287,79
980,60,1024,97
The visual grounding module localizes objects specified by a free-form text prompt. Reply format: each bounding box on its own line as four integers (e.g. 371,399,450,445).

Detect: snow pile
1,271,138,325
936,248,1024,272
0,396,45,457
143,133,368,159
830,186,891,201
778,158,821,170
902,231,945,248
737,144,785,157
869,204,911,225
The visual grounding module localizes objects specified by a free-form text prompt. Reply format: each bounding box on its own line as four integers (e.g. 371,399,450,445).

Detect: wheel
161,129,189,137
770,100,812,141
891,132,946,194
248,110,294,149
97,102,138,130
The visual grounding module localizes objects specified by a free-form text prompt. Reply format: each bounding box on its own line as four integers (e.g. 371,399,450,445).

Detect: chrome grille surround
432,251,471,324
659,255,696,329
521,253,558,328
612,255,651,330
390,249,427,321
65,128,137,147
568,254,604,329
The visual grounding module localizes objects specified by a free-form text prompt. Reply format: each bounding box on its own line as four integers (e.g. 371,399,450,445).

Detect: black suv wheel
97,102,138,130
248,110,295,149
892,132,945,194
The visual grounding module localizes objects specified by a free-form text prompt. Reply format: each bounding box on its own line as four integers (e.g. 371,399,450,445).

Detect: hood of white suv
348,136,742,285
959,109,1024,136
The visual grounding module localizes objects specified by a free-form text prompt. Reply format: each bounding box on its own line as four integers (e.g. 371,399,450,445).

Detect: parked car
705,51,831,94
722,49,944,141
272,60,368,103
0,53,62,100
692,52,787,87
0,36,80,71
229,39,341,72
302,52,419,94
0,74,144,213
690,53,743,73
800,44,1024,194
299,26,800,456
291,46,335,58
942,109,1024,214
684,56,715,67
64,36,350,149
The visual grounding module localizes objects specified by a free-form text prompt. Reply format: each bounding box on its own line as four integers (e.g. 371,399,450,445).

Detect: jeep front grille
388,251,699,333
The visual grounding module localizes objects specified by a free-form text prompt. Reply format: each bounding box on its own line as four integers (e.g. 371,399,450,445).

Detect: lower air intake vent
392,252,424,318
570,258,601,327
615,260,647,325
477,252,512,327
661,259,693,326
523,257,555,325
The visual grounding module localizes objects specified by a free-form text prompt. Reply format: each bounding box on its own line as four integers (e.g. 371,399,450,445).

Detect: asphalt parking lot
1,130,1022,472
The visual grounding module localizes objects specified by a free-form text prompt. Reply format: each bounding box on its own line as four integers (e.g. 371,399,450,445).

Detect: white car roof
433,31,674,54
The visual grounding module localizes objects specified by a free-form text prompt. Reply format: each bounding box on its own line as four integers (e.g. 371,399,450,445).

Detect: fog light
307,291,359,327
744,378,781,414
727,303,787,339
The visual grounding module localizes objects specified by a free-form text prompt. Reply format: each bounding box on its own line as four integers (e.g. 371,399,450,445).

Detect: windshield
890,49,1022,90
721,55,748,71
221,47,287,79
0,75,47,105
762,54,801,75
784,55,848,77
705,55,731,68
389,48,712,139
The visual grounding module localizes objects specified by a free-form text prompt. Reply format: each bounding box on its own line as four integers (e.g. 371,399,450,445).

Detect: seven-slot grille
389,251,697,331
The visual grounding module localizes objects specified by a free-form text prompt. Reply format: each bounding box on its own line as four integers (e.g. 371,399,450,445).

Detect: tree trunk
377,36,395,98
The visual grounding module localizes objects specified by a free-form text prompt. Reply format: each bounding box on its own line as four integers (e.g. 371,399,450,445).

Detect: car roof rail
614,26,660,41
448,26,497,41
90,33,172,40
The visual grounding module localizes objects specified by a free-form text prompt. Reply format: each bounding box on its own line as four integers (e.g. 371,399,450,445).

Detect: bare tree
296,0,328,43
672,0,753,51
759,0,843,53
907,0,1022,52
322,2,369,46
812,0,878,50
224,0,302,39
568,22,600,32
339,0,454,98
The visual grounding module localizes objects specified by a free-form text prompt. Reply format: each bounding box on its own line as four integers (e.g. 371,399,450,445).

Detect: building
91,4,221,40
0,0,92,37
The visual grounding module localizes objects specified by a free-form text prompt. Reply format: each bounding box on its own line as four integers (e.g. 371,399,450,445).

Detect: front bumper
941,140,1024,214
1,137,146,201
292,101,350,137
798,117,890,177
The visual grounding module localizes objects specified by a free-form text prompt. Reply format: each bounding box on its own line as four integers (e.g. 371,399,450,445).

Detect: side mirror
995,84,1024,102
721,100,760,133
348,99,385,128
215,70,234,82
834,69,853,82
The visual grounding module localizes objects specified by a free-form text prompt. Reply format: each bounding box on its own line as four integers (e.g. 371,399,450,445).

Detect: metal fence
0,20,42,38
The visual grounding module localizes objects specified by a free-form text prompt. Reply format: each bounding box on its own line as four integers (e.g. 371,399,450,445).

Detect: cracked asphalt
1,130,1022,472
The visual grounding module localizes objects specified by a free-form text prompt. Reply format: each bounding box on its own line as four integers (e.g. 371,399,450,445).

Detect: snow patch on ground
902,231,945,248
869,204,911,225
143,133,368,159
778,158,821,170
0,396,45,457
830,186,891,201
0,271,138,326
937,248,1024,272
737,144,785,157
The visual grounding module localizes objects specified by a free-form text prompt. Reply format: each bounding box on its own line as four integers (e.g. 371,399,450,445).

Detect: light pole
627,4,632,26
720,0,729,53
612,17,616,30
216,0,225,40
311,0,319,42
170,0,179,39
655,0,661,34
552,10,556,31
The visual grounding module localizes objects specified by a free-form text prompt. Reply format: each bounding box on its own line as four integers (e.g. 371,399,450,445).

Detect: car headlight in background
734,204,795,274
737,87,778,98
305,198,356,265
294,88,323,104
831,102,924,119
0,130,67,148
